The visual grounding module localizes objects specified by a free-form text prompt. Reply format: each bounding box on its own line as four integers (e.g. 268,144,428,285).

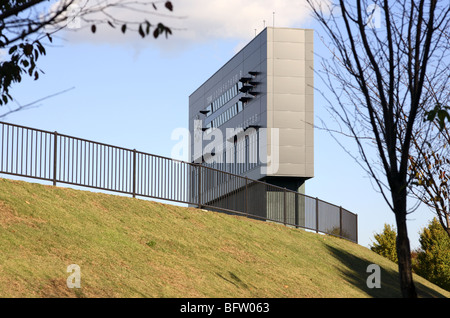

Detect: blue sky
1,0,438,250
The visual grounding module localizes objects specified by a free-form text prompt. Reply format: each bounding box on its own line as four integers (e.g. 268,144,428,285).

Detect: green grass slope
0,178,448,298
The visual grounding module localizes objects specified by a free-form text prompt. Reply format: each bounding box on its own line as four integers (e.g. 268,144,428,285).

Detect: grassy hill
0,177,448,298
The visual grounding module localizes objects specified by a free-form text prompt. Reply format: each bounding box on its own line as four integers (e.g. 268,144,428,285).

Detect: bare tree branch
307,0,449,298
0,86,75,119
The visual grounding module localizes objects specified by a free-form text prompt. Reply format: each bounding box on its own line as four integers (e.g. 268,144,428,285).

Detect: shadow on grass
325,244,447,298
216,271,250,290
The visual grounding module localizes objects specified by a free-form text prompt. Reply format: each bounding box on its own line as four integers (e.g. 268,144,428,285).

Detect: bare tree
1,0,174,106
409,104,450,238
307,0,450,298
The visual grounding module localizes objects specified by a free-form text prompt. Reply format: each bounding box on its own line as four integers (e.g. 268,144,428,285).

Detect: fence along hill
0,121,356,242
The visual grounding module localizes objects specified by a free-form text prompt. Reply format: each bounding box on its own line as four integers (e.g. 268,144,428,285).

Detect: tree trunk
393,192,417,298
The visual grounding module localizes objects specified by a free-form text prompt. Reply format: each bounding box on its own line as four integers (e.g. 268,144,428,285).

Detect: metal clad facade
189,27,314,181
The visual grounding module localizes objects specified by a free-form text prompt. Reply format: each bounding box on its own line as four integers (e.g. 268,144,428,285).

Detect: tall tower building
189,27,314,224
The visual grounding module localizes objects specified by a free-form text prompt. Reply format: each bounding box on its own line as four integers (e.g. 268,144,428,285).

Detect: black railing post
245,176,248,216
283,188,287,226
53,131,57,186
339,206,343,238
315,197,319,234
198,164,202,209
132,149,136,198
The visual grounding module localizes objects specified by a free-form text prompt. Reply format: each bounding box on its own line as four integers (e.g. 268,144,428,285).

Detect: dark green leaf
165,1,173,11
37,42,46,55
28,64,35,76
437,110,450,131
8,45,17,54
428,110,436,120
23,44,33,56
138,24,145,38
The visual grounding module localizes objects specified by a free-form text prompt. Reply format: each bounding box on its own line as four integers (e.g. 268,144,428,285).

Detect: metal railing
0,121,358,243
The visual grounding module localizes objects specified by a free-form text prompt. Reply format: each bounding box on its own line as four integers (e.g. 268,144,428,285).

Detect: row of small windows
202,133,259,177
205,102,243,132
190,134,259,200
205,82,243,117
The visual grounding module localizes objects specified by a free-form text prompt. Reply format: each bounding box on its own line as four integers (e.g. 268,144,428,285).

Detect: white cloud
52,0,329,51
175,0,310,40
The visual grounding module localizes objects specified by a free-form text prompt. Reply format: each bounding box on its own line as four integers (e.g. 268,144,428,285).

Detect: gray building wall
189,27,314,196
266,27,314,180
